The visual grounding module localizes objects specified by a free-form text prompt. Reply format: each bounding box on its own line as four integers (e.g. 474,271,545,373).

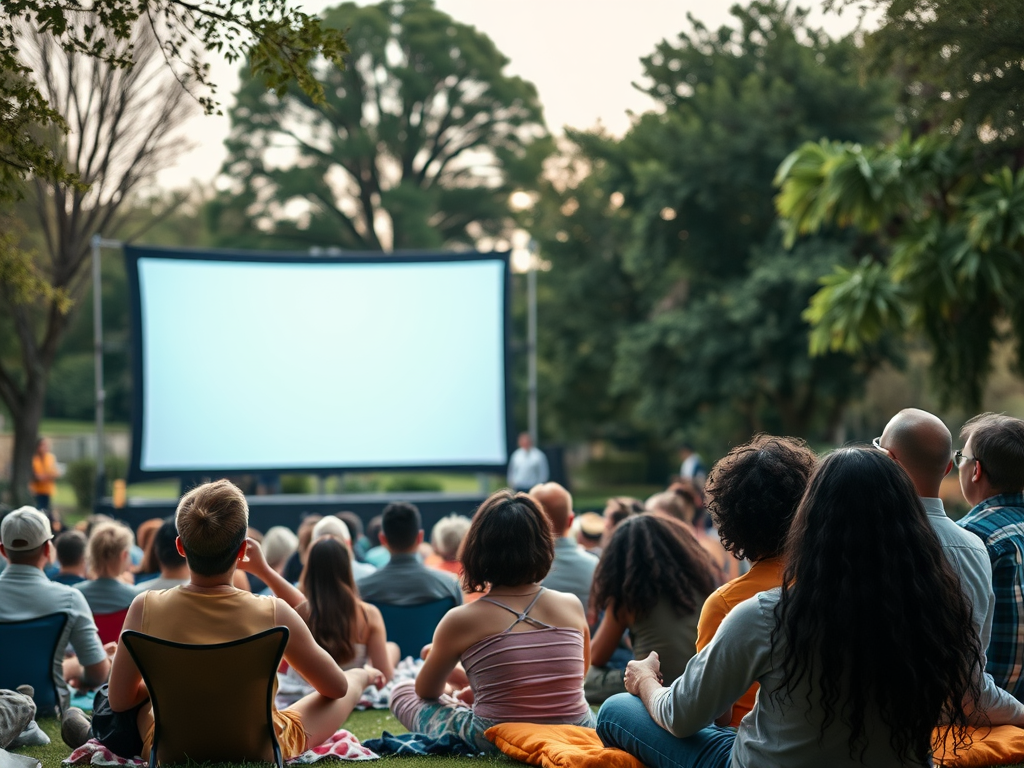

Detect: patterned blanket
62,729,378,765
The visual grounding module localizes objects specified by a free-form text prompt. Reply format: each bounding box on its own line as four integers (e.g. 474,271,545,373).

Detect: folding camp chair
0,612,69,716
369,597,456,659
93,608,130,645
120,626,289,767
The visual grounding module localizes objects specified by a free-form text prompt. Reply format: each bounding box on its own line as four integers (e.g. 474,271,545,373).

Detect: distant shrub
67,456,128,511
339,475,382,493
280,474,313,494
384,475,444,492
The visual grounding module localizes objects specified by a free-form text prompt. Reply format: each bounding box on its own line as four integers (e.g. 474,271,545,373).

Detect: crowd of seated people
2,409,1024,768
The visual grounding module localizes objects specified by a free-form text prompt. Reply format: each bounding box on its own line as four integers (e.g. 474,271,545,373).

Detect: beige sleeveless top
140,587,279,643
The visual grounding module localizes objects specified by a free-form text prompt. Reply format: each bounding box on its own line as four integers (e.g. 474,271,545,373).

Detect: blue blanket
363,731,481,756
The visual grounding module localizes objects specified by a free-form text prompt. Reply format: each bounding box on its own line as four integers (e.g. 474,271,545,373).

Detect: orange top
695,556,785,727
30,452,58,496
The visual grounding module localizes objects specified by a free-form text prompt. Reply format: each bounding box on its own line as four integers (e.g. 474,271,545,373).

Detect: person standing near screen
30,437,60,521
507,432,549,492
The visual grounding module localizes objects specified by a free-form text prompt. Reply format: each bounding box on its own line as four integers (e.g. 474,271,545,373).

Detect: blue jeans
597,694,735,768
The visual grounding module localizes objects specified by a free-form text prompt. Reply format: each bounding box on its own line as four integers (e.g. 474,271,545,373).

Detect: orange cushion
933,725,1024,767
484,723,645,768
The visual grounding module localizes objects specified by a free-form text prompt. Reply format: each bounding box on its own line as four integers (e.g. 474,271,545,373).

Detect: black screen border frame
125,244,515,483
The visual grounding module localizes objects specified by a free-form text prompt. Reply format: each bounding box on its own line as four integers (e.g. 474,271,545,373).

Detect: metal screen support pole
92,235,106,509
527,239,539,445
91,235,123,511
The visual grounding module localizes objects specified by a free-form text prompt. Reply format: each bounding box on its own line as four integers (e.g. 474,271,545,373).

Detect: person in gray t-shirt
75,522,137,613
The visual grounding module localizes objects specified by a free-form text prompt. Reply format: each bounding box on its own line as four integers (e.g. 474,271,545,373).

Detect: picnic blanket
276,658,424,711
62,729,378,765
363,731,481,757
484,722,1024,768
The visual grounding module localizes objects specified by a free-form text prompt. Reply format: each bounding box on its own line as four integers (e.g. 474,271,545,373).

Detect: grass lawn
17,712,1024,768
17,709,518,767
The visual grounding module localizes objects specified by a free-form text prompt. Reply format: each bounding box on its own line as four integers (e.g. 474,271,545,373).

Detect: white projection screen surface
126,247,511,479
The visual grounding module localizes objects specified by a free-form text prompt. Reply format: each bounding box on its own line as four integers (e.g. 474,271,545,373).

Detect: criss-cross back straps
479,587,555,632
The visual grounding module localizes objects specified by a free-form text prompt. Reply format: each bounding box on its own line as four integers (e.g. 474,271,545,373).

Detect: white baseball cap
1,506,53,552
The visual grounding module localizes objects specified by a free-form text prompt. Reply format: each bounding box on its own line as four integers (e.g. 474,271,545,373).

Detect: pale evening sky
157,1,872,190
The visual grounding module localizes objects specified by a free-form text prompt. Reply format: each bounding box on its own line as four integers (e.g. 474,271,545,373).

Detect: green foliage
66,455,127,510
1,0,348,202
382,475,444,493
775,0,1024,408
519,151,640,443
826,0,1024,150
210,0,549,251
776,137,1024,406
279,474,313,494
532,1,895,450
802,258,908,355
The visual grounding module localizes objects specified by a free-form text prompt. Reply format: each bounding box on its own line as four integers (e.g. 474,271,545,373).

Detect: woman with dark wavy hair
389,489,594,753
585,514,717,704
597,447,981,768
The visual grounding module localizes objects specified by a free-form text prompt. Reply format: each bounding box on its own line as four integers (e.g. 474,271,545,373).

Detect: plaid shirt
959,493,1024,700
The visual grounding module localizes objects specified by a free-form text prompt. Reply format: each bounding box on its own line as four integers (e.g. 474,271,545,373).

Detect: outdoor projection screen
126,246,511,481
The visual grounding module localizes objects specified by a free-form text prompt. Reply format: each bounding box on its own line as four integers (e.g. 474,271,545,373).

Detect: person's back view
355,502,462,607
530,483,596,609
104,480,381,761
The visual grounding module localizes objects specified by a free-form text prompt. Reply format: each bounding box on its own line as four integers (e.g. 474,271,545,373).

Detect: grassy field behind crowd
20,710,518,767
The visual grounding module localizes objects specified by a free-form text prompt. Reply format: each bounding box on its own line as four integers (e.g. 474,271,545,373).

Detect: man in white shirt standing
507,432,549,492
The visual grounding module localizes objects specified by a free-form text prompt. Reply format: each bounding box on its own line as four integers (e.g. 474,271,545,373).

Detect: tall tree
210,0,549,251
0,24,194,505
775,0,1024,408
549,1,895,451
1,0,347,203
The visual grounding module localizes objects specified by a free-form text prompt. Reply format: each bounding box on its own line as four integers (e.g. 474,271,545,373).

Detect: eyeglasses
953,450,977,468
871,436,884,451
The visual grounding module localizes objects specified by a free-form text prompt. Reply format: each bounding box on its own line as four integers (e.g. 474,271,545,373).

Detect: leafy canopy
1,0,348,201
775,0,1024,407
211,0,549,251
553,1,895,444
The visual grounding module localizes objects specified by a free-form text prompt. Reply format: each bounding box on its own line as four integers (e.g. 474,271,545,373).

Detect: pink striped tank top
462,588,591,723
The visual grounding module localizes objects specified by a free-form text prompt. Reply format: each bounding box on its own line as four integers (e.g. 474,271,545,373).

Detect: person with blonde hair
75,522,136,614
105,480,381,761
426,514,471,577
261,526,299,574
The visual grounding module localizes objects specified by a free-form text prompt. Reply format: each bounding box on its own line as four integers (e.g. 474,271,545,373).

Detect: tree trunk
9,375,47,509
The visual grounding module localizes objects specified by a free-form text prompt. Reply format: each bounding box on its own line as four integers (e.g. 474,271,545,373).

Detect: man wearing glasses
875,408,1024,719
956,413,1024,701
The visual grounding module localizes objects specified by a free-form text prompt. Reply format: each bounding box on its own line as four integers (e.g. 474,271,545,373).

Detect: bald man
878,409,1024,718
530,482,596,609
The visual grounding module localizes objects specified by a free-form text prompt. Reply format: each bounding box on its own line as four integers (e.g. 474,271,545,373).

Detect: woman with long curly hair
388,489,594,753
597,447,982,768
585,514,717,704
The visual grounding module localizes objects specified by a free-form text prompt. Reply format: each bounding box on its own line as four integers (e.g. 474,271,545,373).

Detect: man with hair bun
103,480,382,759
956,412,1024,700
